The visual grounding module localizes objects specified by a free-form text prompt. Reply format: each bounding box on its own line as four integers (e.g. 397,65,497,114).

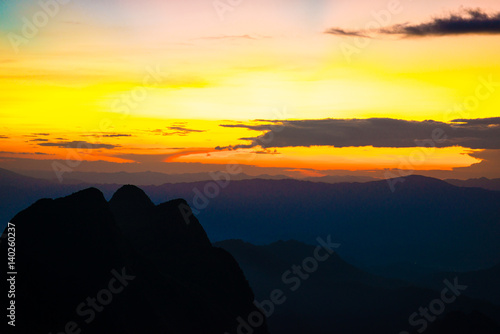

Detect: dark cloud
384,9,500,36
215,143,255,150
220,124,275,131
151,124,206,136
0,151,51,155
451,117,500,125
324,28,370,38
38,141,119,149
24,133,50,138
0,136,8,139
82,133,132,138
326,9,500,38
216,118,500,150
102,134,132,138
30,139,49,142
449,149,500,179
255,149,280,155
166,126,205,135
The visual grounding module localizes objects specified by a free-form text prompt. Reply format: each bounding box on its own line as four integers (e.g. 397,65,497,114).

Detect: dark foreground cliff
0,185,269,334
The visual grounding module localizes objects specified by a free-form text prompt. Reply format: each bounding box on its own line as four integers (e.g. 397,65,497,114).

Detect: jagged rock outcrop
1,186,269,334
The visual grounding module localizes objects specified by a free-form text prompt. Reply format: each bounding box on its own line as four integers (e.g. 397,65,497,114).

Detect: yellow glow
1,9,499,175
173,146,481,171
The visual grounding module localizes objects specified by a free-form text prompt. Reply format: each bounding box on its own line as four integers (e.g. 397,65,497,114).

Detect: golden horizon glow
1,1,500,177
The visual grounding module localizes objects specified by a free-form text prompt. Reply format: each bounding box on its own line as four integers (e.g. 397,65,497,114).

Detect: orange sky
1,0,500,178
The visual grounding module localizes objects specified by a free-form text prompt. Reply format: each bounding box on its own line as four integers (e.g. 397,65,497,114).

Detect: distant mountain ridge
5,167,500,190
1,168,499,271
13,168,380,185
445,177,500,191
139,175,500,271
14,169,291,185
0,167,53,187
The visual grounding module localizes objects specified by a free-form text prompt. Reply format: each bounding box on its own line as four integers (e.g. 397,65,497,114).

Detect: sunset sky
1,0,500,179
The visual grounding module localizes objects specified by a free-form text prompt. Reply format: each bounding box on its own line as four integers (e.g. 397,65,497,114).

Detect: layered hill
1,168,499,272
216,239,500,334
142,175,500,271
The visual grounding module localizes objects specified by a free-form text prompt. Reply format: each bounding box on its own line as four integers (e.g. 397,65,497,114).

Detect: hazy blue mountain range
1,179,499,333
1,168,499,272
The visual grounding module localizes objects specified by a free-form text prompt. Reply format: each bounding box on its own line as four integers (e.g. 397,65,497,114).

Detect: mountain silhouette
446,177,500,191
0,167,53,187
417,263,500,306
0,186,269,334
216,239,500,334
0,168,121,231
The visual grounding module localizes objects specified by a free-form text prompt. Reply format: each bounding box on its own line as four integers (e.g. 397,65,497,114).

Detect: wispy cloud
38,141,119,149
102,134,132,138
324,28,370,38
82,133,132,138
150,123,206,136
0,151,51,155
219,124,274,131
